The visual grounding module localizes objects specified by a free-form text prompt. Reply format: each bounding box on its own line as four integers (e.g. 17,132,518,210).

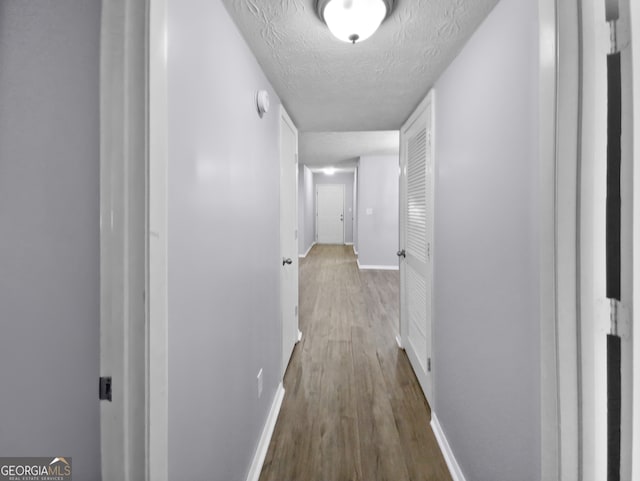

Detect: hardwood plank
351,325,411,481
259,245,452,481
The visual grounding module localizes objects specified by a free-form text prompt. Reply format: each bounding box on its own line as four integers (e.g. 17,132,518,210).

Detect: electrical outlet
257,369,263,398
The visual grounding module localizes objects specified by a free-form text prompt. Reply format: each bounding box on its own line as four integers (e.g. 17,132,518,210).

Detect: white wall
314,172,355,244
356,155,399,268
432,0,540,480
0,2,101,479
298,165,315,256
167,1,282,479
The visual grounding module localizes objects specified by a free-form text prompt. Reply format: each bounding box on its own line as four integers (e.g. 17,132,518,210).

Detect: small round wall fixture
316,0,395,44
256,89,270,118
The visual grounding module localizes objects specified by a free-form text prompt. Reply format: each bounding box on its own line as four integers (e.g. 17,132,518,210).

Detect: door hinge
427,358,431,372
606,0,619,52
99,376,112,402
610,299,619,336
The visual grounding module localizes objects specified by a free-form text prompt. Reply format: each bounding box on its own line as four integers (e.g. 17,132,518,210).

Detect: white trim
537,0,561,474
353,245,358,255
430,412,467,481
579,2,618,479
356,259,399,271
553,0,581,472
345,242,354,246
279,106,299,379
297,330,303,342
632,0,640,475
148,1,169,480
617,4,635,476
245,383,286,481
395,335,403,349
299,242,316,258
100,2,149,479
538,0,581,479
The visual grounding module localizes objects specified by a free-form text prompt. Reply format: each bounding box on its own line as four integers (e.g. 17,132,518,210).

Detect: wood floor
258,245,452,481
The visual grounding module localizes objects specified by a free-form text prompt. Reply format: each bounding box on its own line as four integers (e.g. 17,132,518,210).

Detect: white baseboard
356,260,399,271
395,334,403,349
246,383,285,481
297,329,302,342
353,245,358,255
345,242,354,246
431,412,467,481
299,242,316,258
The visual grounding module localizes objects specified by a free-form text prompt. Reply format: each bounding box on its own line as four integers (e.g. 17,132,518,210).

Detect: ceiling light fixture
316,0,395,44
324,167,336,175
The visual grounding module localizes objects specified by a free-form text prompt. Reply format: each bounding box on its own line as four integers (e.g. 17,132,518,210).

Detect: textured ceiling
299,131,399,166
222,0,499,131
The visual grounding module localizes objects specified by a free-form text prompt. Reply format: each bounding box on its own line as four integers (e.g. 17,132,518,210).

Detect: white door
280,107,300,377
317,184,345,244
399,90,435,403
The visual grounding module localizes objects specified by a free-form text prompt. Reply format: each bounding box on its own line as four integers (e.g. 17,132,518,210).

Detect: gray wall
314,172,355,244
356,155,399,267
432,0,540,479
0,2,101,479
167,0,282,479
298,165,315,256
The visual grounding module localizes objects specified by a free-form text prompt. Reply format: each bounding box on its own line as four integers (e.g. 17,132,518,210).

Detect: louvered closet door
399,91,434,403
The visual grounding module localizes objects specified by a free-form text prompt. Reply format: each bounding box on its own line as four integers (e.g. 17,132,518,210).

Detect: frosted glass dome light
316,0,395,44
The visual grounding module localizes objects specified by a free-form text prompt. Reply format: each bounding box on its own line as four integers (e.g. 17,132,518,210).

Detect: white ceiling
299,131,398,167
222,0,498,168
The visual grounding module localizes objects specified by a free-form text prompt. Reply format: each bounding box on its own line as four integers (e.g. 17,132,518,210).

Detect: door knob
282,257,293,265
340,215,344,221
397,249,406,258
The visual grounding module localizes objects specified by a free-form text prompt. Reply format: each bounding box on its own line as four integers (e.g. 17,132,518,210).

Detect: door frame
537,0,640,478
316,183,346,245
632,0,640,476
147,0,170,479
279,106,300,377
100,1,147,479
100,0,169,479
573,1,636,479
538,0,585,478
398,89,435,404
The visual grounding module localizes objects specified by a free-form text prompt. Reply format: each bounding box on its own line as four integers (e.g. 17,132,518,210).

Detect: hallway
3,1,638,479
259,245,451,481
